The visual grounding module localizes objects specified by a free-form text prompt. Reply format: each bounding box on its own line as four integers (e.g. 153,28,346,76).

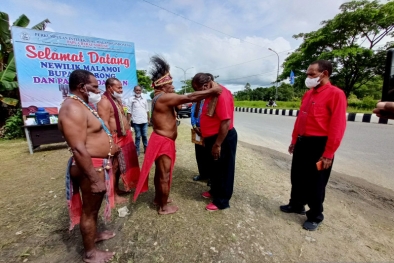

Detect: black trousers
204,128,238,209
195,143,209,179
290,136,333,223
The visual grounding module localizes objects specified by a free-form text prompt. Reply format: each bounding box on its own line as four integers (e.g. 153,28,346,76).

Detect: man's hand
319,157,333,170
288,144,295,154
373,101,394,119
90,179,106,194
212,143,221,160
194,127,202,136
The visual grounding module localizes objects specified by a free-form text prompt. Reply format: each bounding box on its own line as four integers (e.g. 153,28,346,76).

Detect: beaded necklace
67,94,113,169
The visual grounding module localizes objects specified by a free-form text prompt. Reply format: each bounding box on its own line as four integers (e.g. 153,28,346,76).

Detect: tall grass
234,99,377,114
234,101,300,109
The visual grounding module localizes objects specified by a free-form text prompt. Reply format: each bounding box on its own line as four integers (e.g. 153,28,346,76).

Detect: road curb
234,107,394,125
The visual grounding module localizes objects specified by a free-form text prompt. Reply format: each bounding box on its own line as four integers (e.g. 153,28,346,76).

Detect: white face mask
88,92,102,104
305,74,322,89
135,93,141,97
112,91,122,99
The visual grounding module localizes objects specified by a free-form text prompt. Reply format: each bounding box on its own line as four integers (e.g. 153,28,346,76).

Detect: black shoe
279,204,306,215
303,220,322,231
193,175,208,181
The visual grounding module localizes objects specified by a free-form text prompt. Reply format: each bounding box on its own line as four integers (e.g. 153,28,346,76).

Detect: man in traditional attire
59,69,117,263
133,56,222,215
97,78,140,203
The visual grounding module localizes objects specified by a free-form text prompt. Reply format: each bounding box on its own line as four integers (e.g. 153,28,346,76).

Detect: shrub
347,95,377,110
3,110,24,139
359,96,377,109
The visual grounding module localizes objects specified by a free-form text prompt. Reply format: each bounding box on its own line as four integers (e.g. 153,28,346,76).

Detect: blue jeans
133,123,148,154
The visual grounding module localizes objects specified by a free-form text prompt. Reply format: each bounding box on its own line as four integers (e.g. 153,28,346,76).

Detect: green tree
279,0,394,98
0,11,49,131
0,12,49,92
352,76,383,99
276,83,294,101
176,79,194,94
136,70,152,93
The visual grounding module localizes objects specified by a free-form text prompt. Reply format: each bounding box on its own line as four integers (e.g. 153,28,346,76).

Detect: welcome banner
11,27,137,115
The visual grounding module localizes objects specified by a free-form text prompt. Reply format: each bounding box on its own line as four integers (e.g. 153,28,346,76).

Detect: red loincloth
133,132,176,201
66,157,114,230
113,129,141,191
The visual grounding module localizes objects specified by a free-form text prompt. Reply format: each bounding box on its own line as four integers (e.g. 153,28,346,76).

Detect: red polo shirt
200,86,234,138
291,82,347,159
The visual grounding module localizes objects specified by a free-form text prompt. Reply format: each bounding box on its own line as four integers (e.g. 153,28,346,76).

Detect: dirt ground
1,124,394,263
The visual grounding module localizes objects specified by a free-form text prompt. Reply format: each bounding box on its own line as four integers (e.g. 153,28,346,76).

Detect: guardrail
234,107,394,125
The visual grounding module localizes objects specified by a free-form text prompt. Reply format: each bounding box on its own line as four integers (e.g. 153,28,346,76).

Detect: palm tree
0,11,49,127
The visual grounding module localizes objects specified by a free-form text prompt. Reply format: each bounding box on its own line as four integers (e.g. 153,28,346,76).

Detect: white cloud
159,28,292,88
3,0,351,91
44,26,55,32
11,0,78,17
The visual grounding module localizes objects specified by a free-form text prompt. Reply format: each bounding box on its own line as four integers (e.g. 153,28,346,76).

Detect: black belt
297,135,327,142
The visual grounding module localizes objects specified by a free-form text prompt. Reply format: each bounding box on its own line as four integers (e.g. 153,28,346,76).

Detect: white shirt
127,95,149,124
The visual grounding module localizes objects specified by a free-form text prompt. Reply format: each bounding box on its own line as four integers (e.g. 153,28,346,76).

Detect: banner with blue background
11,27,137,115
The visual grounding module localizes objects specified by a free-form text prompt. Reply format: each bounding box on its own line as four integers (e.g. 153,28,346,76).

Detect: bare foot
153,198,173,206
83,249,115,263
95,230,116,243
116,189,131,196
115,195,128,204
158,205,179,215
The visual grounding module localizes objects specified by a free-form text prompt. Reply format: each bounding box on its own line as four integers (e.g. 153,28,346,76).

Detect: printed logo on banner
11,27,138,115
20,32,30,41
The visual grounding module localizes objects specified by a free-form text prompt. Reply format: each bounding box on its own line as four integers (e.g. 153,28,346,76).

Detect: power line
140,0,270,49
197,49,295,73
220,69,278,82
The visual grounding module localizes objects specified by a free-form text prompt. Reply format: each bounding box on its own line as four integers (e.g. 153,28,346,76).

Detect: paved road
233,112,394,191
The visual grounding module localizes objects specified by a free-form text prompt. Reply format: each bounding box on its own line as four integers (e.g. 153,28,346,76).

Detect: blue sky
2,0,348,92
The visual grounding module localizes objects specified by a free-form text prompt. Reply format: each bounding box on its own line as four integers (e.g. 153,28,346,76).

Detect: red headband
152,73,172,88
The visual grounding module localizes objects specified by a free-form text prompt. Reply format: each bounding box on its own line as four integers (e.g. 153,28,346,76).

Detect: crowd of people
58,55,233,262
58,58,392,263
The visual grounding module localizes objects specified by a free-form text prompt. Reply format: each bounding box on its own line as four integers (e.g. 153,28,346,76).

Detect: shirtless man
133,56,222,215
58,70,117,263
97,78,140,203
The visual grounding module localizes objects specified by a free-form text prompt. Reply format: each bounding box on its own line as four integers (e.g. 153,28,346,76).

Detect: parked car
177,102,192,118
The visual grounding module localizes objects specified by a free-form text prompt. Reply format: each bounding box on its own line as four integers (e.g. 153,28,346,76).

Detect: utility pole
268,48,280,101
175,66,194,94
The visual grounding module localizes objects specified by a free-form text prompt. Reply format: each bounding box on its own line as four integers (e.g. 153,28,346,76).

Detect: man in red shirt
280,60,347,231
192,73,238,211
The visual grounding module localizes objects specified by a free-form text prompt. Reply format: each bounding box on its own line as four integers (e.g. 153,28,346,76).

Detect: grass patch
234,100,375,113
